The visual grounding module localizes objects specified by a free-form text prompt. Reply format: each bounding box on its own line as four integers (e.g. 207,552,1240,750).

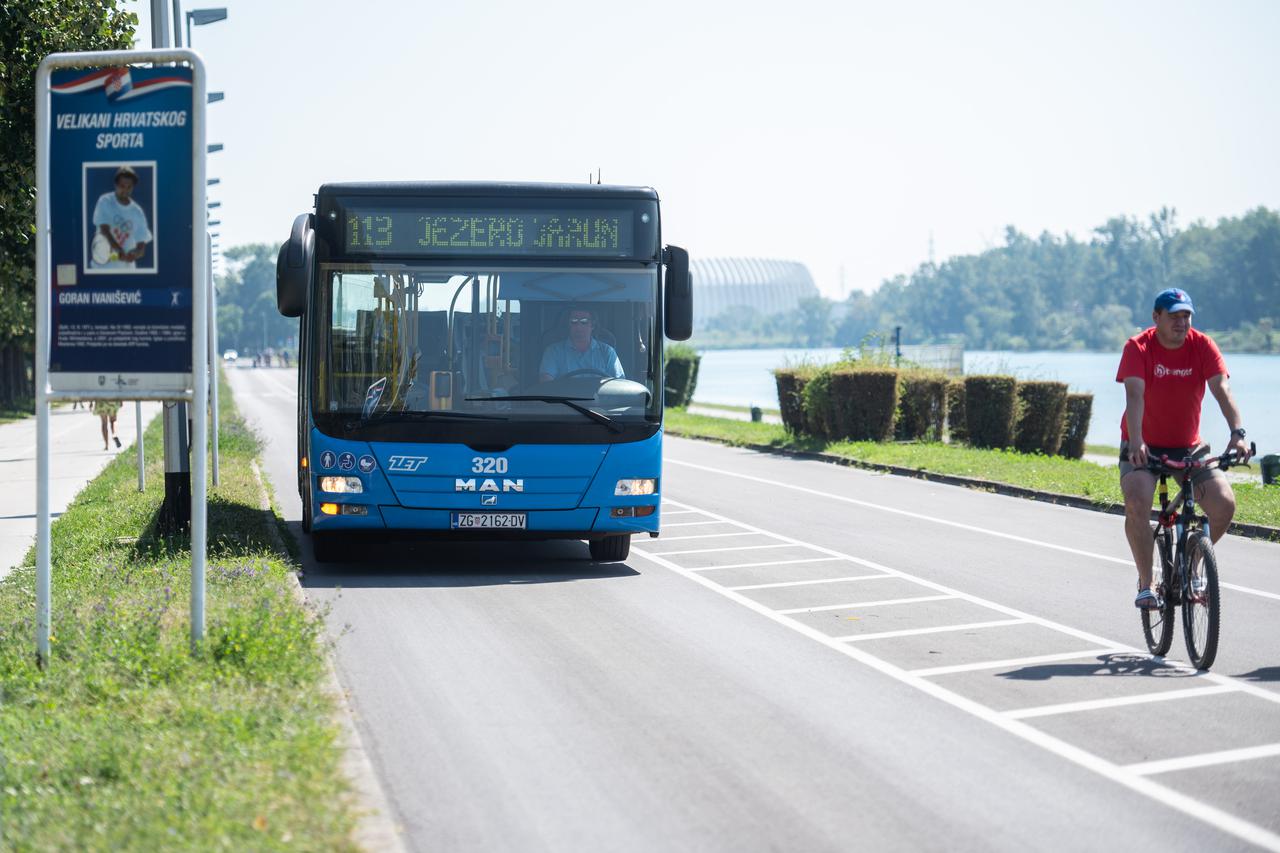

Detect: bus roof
317,181,659,202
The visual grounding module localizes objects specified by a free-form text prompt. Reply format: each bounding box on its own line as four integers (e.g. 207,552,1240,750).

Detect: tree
0,1,137,404
218,244,297,356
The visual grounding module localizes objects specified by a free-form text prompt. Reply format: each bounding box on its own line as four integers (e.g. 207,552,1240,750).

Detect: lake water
692,347,1280,454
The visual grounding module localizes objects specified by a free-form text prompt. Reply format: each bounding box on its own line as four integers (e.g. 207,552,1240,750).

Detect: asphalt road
230,366,1280,852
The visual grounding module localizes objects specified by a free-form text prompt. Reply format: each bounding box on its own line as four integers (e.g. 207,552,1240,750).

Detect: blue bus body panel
309,427,662,536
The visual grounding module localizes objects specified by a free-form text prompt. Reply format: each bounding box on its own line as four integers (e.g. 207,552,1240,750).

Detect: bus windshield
316,263,660,430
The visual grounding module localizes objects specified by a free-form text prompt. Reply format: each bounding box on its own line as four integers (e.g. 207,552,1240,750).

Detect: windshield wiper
466,395,623,433
346,410,508,429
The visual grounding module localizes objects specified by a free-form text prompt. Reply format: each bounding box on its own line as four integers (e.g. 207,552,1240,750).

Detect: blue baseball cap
1154,288,1194,315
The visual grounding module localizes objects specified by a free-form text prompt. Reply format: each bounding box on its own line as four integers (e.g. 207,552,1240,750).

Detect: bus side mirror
663,245,692,341
276,213,314,318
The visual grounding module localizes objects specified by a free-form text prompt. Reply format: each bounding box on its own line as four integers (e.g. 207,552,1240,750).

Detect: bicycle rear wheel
1142,526,1176,656
1181,531,1220,670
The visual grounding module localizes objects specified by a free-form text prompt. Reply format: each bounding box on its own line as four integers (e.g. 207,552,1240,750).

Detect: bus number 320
472,457,508,474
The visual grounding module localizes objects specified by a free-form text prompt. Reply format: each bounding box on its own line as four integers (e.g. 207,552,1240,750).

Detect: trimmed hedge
1058,392,1093,460
664,345,701,407
1014,380,1069,455
896,372,949,442
774,367,814,434
946,378,967,443
801,369,836,439
965,375,1018,449
829,367,899,441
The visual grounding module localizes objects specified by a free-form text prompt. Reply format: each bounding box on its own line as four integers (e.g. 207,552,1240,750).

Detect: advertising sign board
46,64,196,395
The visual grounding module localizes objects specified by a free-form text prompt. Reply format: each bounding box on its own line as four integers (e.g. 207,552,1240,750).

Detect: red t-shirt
1116,327,1227,446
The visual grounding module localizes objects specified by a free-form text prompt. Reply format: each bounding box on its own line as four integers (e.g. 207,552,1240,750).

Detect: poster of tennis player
84,161,156,274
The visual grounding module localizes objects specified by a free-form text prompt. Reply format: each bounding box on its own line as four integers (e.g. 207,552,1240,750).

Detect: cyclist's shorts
1118,442,1224,488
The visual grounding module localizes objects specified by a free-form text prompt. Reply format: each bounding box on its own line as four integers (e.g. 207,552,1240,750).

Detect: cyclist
1117,288,1251,609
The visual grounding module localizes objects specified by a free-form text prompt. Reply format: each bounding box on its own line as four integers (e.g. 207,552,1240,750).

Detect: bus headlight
319,476,363,494
615,478,657,496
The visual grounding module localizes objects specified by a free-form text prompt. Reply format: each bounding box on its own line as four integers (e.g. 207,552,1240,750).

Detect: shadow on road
300,537,641,589
997,653,1201,681
1233,666,1280,683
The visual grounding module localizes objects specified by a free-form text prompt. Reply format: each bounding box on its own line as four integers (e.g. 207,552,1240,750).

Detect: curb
665,429,1280,543
251,462,408,853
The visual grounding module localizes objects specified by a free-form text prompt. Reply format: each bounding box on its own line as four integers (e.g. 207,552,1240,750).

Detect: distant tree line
696,207,1280,353
217,244,298,357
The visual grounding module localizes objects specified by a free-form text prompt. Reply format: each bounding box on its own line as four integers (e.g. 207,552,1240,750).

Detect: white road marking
1126,743,1280,776
665,457,1133,564
729,574,896,591
662,520,727,528
1005,684,1240,720
834,618,1030,642
655,543,796,557
910,649,1129,677
1222,582,1280,602
660,509,699,516
691,556,846,572
652,531,766,542
634,504,1280,851
777,594,956,615
666,457,1280,603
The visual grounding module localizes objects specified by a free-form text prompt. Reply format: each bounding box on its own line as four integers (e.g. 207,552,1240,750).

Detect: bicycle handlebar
1146,441,1257,475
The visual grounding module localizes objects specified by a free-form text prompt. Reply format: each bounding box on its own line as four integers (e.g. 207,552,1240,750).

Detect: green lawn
0,376,356,850
664,410,1280,530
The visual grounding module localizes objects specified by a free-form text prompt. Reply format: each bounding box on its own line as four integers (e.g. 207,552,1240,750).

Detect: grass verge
665,409,1280,530
0,374,356,851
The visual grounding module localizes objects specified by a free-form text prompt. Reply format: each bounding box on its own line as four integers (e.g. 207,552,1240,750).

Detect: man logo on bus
455,478,524,492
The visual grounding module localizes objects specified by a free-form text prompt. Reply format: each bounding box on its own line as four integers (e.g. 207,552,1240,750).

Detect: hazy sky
124,0,1280,297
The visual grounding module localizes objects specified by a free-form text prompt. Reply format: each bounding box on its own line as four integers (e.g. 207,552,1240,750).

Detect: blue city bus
276,182,692,562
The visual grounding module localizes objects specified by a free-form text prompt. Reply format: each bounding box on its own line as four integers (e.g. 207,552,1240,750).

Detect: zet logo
387,455,429,473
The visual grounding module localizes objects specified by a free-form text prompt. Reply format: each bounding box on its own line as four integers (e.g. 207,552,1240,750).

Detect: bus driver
539,307,625,382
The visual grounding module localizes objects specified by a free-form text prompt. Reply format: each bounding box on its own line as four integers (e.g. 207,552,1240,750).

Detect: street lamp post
182,6,227,49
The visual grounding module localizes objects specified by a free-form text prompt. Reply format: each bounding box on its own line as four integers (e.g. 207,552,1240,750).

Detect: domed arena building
689,258,819,327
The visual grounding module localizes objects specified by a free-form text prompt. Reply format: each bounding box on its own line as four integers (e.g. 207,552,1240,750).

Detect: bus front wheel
589,535,630,562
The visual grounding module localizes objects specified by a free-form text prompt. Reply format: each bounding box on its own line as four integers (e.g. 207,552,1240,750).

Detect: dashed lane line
1126,743,1280,777
651,531,768,542
653,542,795,558
909,649,1130,677
833,618,1031,642
1004,684,1241,720
776,594,956,615
728,574,898,591
691,556,846,572
634,501,1280,851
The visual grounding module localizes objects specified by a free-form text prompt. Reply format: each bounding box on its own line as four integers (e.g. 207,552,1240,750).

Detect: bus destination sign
342,207,635,257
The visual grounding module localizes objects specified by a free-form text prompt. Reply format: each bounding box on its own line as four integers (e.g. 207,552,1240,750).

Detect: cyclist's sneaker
1190,574,1208,595
1134,587,1161,609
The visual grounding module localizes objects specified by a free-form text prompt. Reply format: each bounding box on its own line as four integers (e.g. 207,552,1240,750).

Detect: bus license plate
451,512,527,530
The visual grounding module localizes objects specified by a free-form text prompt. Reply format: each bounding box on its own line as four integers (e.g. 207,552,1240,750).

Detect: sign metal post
35,48,208,664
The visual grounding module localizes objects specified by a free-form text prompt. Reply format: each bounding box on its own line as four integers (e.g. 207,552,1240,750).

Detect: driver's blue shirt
540,337,624,379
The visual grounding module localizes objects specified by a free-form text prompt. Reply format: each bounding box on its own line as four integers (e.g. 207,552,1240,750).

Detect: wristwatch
1230,427,1247,439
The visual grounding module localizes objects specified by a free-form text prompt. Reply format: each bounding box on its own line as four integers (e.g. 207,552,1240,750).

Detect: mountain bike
1140,442,1255,670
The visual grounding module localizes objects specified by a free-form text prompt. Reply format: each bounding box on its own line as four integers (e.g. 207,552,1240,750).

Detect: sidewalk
0,402,163,580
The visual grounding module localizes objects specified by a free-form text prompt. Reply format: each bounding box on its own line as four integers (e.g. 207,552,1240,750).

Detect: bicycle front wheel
1142,526,1176,656
1181,531,1220,670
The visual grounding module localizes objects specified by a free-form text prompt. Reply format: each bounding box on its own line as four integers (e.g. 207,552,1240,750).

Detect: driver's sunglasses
569,317,592,325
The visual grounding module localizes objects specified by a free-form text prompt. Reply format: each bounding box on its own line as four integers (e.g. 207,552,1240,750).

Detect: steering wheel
560,368,610,379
